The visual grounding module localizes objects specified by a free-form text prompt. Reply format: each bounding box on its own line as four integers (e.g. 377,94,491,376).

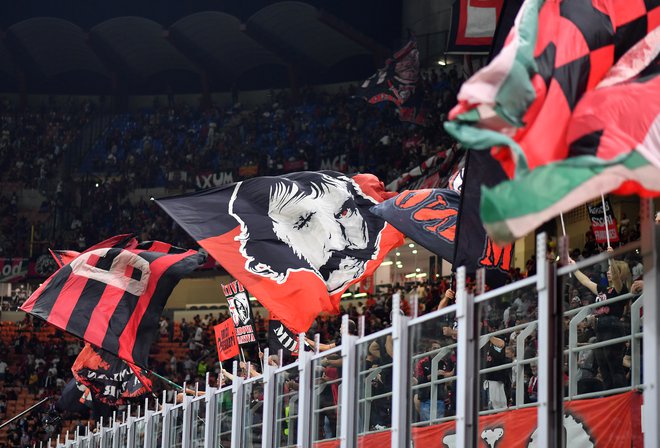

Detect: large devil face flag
157,171,404,333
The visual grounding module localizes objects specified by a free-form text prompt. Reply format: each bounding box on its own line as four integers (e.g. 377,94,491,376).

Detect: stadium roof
0,1,399,94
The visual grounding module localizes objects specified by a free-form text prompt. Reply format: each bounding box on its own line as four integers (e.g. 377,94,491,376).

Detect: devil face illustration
229,172,383,294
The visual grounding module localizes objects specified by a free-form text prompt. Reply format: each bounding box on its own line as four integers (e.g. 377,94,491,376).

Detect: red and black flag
446,0,660,243
370,189,460,263
21,237,204,367
72,343,152,406
156,171,404,334
268,316,300,356
447,0,505,53
221,280,256,345
358,37,427,125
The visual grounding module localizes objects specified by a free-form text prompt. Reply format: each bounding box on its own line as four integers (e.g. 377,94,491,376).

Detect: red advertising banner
313,391,641,448
213,319,239,362
238,164,259,178
0,258,29,283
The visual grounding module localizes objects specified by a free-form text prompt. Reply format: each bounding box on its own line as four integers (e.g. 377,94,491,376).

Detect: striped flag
445,0,660,242
21,237,204,367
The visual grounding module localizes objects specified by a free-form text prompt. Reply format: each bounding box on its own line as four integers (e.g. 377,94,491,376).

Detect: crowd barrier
44,202,660,448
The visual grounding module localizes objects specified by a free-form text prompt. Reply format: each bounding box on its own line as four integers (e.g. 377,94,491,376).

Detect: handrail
474,275,538,304
556,241,642,276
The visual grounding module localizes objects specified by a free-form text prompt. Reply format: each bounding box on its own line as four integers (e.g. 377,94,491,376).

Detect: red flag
214,319,239,362
157,171,404,333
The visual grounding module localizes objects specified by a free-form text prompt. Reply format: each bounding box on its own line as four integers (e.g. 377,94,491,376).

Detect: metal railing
46,217,659,448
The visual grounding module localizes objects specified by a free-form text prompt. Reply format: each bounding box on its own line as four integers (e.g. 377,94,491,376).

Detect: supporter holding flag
156,171,404,334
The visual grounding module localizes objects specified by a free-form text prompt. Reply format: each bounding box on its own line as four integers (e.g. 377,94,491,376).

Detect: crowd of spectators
0,67,464,259
88,67,463,190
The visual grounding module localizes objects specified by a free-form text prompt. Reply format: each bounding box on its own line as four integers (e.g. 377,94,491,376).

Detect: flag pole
559,212,567,237
0,397,50,430
257,345,264,372
148,370,184,391
601,194,611,248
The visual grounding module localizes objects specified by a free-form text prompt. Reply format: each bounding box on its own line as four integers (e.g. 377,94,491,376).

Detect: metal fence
48,201,660,448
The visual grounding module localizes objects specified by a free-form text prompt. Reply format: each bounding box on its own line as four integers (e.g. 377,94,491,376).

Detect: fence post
230,361,244,448
260,349,275,447
536,232,563,448
455,266,478,448
391,294,410,447
202,373,217,448
296,333,313,448
641,198,659,448
338,314,358,448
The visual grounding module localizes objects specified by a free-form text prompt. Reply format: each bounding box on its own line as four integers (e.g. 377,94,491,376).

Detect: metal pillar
203,375,218,448
230,362,244,448
391,295,410,447
455,267,479,448
338,314,358,448
535,232,563,448
296,333,313,448
260,349,276,447
641,198,659,448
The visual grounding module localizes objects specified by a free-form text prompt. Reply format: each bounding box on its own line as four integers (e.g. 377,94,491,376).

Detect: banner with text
587,197,620,245
214,319,239,362
268,316,300,356
319,155,348,172
0,258,29,283
313,391,641,448
195,170,234,190
221,280,257,345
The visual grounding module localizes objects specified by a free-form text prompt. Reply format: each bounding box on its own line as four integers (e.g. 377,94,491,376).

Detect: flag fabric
445,0,519,287
268,317,300,356
371,189,460,263
221,280,257,345
21,237,204,367
357,37,427,125
50,249,81,269
50,234,138,268
56,379,93,413
71,343,152,406
447,0,505,53
359,274,375,295
156,171,404,334
214,319,240,362
445,0,660,243
453,159,515,286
